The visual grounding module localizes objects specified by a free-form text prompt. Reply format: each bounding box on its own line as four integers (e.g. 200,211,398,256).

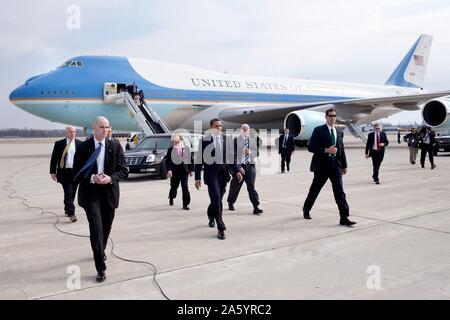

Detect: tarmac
0,136,449,300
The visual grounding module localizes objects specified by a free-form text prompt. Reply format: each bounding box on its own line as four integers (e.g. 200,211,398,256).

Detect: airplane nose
9,86,21,104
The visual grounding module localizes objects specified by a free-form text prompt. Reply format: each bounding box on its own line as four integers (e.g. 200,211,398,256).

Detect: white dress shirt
94,137,106,174
65,138,76,169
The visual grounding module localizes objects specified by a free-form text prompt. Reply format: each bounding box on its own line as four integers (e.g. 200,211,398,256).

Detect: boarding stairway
116,92,171,136
347,122,367,143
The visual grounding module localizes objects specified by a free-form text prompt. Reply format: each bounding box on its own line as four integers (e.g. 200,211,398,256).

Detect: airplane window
76,61,83,67
41,91,44,95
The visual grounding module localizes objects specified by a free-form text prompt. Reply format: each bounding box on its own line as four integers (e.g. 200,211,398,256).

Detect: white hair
92,116,109,127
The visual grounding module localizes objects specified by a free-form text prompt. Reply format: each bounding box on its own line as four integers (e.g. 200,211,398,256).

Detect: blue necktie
75,142,103,180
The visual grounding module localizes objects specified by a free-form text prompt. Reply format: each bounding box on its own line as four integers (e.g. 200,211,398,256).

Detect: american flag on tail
414,55,424,66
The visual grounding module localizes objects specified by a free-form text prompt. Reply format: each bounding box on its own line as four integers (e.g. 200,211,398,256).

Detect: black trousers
280,149,292,172
420,144,435,167
227,164,260,208
169,172,191,207
83,187,115,273
206,173,228,232
303,159,349,219
370,151,383,182
58,169,78,216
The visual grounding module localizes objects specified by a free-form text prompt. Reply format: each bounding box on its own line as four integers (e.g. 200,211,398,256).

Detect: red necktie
376,133,380,151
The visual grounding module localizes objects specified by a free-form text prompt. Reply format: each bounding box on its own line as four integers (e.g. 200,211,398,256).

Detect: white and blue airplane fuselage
9,35,450,139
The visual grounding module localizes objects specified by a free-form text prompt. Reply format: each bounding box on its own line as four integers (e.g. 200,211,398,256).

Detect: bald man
73,117,128,282
50,126,82,222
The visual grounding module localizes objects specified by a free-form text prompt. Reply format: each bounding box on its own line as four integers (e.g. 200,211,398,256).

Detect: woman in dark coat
166,134,194,210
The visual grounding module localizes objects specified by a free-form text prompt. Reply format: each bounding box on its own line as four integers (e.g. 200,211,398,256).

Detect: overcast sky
1,0,450,129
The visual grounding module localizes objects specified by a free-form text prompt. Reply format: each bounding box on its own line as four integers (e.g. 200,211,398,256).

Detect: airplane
9,34,450,144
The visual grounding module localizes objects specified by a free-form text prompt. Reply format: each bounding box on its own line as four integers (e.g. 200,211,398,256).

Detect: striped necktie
244,137,250,165
60,142,72,168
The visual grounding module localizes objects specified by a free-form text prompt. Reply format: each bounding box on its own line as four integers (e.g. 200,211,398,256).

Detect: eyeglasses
327,115,337,118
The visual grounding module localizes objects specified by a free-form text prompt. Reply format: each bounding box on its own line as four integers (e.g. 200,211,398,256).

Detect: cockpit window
59,60,83,68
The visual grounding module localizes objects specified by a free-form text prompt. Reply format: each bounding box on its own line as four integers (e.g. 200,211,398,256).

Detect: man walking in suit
73,117,128,282
419,126,437,169
279,128,295,173
365,123,389,184
302,108,356,226
195,119,232,240
50,126,81,222
227,124,263,215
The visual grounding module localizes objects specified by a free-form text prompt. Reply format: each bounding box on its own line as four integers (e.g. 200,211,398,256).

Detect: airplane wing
218,90,450,124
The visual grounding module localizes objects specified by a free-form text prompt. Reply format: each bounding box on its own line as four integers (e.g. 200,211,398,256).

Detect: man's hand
342,168,348,175
365,154,369,159
195,180,202,190
244,148,251,156
50,174,57,182
96,173,112,185
167,170,173,178
236,172,244,183
239,168,245,176
379,143,385,147
325,146,338,155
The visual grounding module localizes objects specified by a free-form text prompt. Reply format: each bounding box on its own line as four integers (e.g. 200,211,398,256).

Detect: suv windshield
135,137,172,150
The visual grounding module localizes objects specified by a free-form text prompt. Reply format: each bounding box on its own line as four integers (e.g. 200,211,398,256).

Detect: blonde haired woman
166,134,193,210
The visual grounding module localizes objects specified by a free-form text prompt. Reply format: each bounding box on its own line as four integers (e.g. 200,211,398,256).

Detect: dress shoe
169,198,174,206
253,207,263,215
412,161,416,165
375,181,380,185
217,231,226,240
340,218,357,226
208,219,215,228
303,209,311,220
228,203,235,211
431,164,436,170
182,206,190,210
69,214,77,223
96,271,106,282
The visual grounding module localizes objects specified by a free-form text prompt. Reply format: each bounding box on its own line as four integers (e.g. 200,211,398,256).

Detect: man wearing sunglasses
365,123,389,184
302,108,356,227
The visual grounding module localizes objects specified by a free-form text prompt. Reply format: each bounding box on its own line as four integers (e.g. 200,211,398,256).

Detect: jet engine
284,110,326,141
422,96,450,128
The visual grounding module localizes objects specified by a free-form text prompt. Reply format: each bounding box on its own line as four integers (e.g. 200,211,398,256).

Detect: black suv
434,131,450,156
124,133,198,179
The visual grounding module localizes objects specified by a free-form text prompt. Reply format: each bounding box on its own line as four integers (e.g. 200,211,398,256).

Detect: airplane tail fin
384,34,433,88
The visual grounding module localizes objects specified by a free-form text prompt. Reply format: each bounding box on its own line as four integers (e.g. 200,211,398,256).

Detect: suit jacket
231,135,259,174
278,134,295,154
166,146,194,174
50,138,82,179
194,134,232,185
308,124,348,172
365,131,389,160
73,137,128,209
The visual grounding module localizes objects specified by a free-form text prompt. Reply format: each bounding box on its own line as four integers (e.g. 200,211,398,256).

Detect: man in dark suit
365,123,389,184
73,116,128,282
50,126,82,222
227,124,263,215
195,119,232,240
302,108,356,226
278,128,295,173
419,126,437,169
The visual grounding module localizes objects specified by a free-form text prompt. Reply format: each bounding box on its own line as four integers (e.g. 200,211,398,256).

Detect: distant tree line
0,128,84,138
